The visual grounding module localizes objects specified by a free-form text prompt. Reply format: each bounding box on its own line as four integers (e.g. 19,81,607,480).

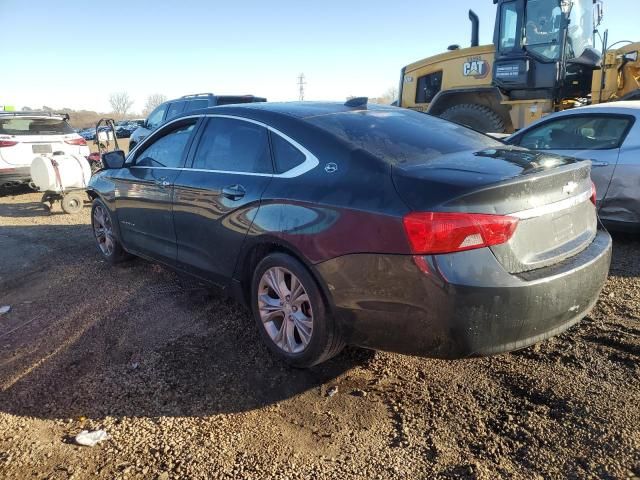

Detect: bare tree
370,86,399,105
143,94,167,116
108,91,134,118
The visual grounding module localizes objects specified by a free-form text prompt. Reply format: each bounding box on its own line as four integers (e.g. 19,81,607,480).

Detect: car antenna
344,97,368,108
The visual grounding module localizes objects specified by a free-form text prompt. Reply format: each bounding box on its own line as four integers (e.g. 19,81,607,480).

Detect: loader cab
493,0,601,101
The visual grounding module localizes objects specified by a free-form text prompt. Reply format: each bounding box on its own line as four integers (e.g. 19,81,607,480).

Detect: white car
506,101,640,232
0,112,90,189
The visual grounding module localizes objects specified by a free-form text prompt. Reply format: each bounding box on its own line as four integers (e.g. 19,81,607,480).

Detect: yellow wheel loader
399,0,640,133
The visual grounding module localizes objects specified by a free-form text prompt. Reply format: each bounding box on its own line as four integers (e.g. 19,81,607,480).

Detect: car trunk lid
392,148,597,273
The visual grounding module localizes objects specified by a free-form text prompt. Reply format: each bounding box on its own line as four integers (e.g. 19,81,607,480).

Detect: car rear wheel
91,199,130,264
251,253,345,368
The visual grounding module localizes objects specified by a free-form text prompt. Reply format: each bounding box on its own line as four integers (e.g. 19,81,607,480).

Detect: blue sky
0,0,636,113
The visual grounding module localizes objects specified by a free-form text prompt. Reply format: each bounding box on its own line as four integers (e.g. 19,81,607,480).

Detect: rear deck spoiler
0,111,70,121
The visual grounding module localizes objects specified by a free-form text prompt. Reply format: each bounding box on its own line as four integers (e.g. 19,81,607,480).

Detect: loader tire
440,104,506,134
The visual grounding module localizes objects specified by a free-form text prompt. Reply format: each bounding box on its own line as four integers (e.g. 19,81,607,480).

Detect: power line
297,73,306,101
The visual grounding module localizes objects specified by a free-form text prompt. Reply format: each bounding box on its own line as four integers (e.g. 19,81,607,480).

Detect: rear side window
415,71,443,104
135,122,196,168
271,133,305,173
186,99,209,111
0,118,74,135
166,101,186,120
517,115,633,150
307,109,500,165
192,118,272,174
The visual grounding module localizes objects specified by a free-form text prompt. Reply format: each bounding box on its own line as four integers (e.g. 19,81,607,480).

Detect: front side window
135,122,196,168
415,71,443,104
517,115,633,150
499,2,519,51
192,118,272,174
0,117,74,135
146,104,168,130
166,101,186,121
524,0,563,60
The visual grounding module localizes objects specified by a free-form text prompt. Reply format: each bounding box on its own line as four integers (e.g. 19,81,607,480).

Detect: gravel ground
0,190,638,480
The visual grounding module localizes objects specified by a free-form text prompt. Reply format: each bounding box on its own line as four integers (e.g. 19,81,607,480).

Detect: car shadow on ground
0,223,374,421
608,230,640,278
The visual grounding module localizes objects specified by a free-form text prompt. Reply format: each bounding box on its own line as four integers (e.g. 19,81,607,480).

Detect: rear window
306,109,500,164
0,117,74,136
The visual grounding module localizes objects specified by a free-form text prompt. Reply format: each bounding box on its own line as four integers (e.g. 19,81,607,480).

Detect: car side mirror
623,51,638,63
102,150,126,169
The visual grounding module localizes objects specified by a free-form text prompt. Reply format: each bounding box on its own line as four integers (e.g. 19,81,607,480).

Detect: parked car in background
128,93,267,150
506,101,640,232
88,101,611,367
79,128,95,141
115,122,138,138
0,112,90,189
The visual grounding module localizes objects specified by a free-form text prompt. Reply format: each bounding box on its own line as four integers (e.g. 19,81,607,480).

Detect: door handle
222,184,246,200
591,160,609,167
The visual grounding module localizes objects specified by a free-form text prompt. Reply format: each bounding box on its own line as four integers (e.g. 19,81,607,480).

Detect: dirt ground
0,189,638,480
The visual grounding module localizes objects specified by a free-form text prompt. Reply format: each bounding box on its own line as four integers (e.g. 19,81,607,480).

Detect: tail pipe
469,10,479,47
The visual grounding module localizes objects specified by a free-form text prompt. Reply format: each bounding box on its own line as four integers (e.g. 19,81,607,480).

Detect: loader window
524,0,562,61
415,71,443,104
499,2,519,51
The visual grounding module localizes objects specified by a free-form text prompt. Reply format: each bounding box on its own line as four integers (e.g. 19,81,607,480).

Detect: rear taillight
590,181,597,206
65,137,87,146
403,212,519,255
0,140,18,148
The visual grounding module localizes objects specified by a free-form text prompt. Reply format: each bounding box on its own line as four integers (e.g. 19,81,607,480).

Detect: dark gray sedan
88,101,611,367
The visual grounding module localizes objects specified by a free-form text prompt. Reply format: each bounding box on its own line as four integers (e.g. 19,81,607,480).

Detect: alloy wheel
93,205,115,257
258,266,314,354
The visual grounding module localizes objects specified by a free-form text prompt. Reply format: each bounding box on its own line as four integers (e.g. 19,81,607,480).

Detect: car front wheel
91,199,130,264
251,253,345,368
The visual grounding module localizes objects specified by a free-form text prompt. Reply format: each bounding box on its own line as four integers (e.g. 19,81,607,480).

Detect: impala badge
562,181,578,195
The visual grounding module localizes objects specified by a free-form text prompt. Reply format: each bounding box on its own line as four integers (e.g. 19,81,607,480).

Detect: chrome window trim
128,113,318,178
511,189,592,220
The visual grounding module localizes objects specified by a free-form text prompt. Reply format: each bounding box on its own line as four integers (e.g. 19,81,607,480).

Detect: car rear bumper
315,230,612,359
0,166,31,186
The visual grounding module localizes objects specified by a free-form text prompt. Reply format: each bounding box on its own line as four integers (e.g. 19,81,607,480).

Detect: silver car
506,101,640,232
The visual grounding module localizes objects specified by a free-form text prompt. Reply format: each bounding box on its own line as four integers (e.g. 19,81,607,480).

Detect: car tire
91,199,130,264
440,103,506,133
251,253,345,368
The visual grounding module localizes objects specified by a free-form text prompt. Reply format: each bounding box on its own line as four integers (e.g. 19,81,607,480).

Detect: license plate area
551,212,576,243
32,144,52,154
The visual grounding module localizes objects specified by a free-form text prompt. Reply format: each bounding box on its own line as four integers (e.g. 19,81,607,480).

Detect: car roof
553,101,640,116
185,101,396,120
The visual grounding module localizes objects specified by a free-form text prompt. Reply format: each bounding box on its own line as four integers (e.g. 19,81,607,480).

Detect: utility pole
297,73,306,101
